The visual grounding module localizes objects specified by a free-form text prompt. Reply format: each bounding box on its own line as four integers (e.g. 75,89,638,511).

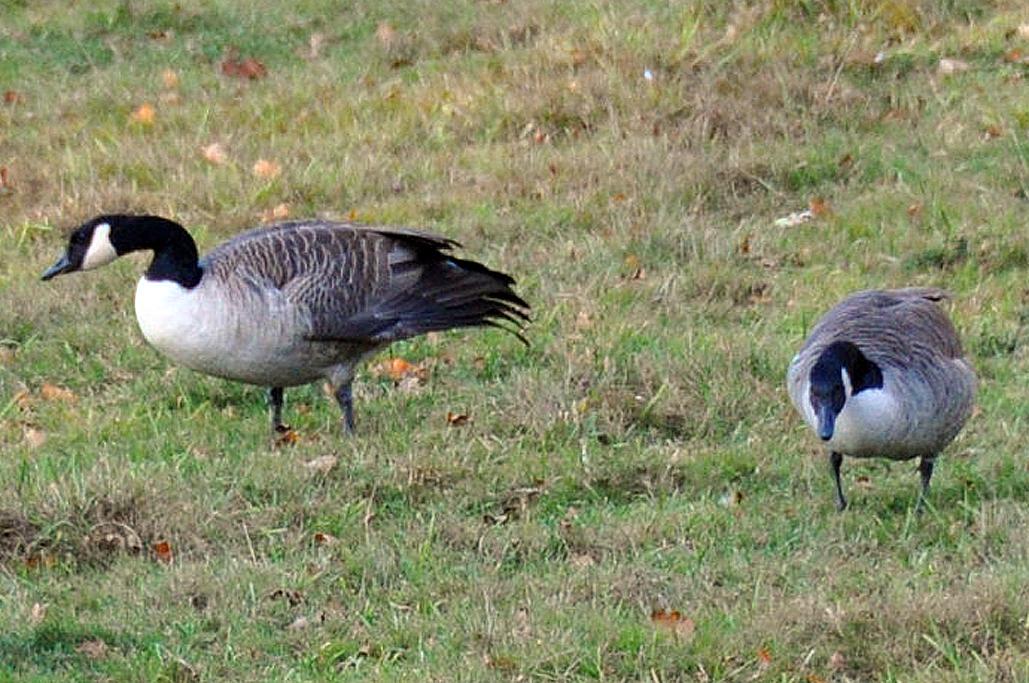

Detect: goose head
42,214,201,286
41,216,124,280
808,341,883,441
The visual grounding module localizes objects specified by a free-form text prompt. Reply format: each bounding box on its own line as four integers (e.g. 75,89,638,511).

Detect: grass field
1,0,1028,680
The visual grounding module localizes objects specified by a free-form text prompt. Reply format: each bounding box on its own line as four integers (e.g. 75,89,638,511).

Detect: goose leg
268,387,288,432
916,456,935,512
334,383,356,435
829,451,847,511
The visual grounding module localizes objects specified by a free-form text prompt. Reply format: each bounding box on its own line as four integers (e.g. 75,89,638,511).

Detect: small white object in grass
643,69,654,81
773,210,815,227
874,51,886,65
938,58,969,75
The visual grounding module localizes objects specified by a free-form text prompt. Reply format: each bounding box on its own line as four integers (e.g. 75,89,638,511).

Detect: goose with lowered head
787,288,976,511
42,214,529,434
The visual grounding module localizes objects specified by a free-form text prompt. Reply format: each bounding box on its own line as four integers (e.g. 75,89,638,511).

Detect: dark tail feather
370,256,530,344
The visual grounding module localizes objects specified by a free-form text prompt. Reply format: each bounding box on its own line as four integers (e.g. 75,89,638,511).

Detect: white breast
133,276,326,387
829,387,903,456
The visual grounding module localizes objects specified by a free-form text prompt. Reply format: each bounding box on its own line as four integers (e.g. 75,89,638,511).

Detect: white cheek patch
81,223,118,270
840,367,853,398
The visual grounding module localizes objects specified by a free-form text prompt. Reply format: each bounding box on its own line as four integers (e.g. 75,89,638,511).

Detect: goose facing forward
42,214,529,433
787,288,976,511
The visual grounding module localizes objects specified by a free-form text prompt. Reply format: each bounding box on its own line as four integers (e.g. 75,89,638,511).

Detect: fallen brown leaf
313,531,336,546
757,646,773,668
130,103,156,125
808,196,832,217
305,455,339,474
24,427,46,449
76,639,108,660
737,234,751,255
161,68,179,89
650,609,696,640
275,427,300,446
574,310,592,330
3,90,21,104
153,540,173,564
201,142,228,166
221,56,267,80
375,22,397,47
570,553,595,568
260,203,290,222
40,383,76,403
446,411,470,427
252,159,281,179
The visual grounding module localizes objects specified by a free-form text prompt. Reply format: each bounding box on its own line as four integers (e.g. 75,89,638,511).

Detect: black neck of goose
110,215,203,288
811,341,883,395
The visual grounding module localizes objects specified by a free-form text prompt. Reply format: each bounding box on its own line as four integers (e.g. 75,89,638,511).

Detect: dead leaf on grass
268,588,304,606
372,357,423,381
161,68,179,89
650,609,696,640
446,411,470,427
4,90,22,104
305,455,338,475
622,254,645,280
375,22,397,47
252,159,281,179
221,55,267,80
130,103,156,125
23,427,46,449
313,531,336,546
570,553,595,568
76,639,108,660
275,426,300,447
40,383,76,403
153,540,173,564
260,203,290,222
757,646,773,668
202,142,228,165
983,124,1003,140
808,196,832,217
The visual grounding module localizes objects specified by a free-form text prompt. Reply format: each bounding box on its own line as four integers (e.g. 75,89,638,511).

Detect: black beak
816,403,836,441
41,253,73,281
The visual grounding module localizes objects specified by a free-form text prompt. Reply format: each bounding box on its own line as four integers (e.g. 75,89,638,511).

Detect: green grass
2,0,1028,680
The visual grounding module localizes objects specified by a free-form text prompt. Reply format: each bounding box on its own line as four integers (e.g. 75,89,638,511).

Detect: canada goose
786,288,976,511
42,214,529,434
